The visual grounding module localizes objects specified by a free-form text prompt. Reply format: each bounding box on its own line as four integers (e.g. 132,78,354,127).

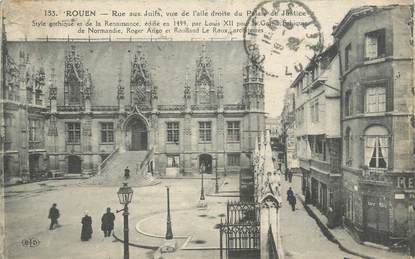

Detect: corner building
2,40,265,182
333,5,414,245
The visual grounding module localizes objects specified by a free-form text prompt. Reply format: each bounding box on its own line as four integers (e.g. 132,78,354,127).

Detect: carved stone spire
130,45,152,107
49,68,57,101
195,44,215,105
117,66,124,100
184,66,191,99
217,67,223,99
64,45,86,105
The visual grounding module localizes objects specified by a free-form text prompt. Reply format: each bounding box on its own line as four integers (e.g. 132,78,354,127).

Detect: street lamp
165,186,173,240
200,164,205,200
117,182,133,259
215,159,219,193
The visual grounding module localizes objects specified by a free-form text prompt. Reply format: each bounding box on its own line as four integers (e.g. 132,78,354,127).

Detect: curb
112,231,160,250
297,194,375,259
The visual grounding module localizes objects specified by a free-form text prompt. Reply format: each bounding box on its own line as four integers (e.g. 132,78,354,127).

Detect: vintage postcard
0,0,414,258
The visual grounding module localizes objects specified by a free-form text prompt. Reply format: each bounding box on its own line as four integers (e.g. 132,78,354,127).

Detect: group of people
48,204,116,241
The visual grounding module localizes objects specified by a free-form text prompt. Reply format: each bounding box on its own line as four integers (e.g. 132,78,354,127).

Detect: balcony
29,141,44,150
361,168,389,184
224,104,246,111
158,105,185,111
57,105,85,112
310,159,330,173
91,106,118,112
191,104,218,111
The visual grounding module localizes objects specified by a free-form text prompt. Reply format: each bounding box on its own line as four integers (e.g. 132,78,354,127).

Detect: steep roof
332,5,400,38
6,40,246,106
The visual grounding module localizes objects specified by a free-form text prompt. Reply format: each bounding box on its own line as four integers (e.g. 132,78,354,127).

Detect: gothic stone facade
2,41,265,182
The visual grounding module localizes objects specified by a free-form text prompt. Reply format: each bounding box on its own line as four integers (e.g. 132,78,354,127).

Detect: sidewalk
291,175,408,259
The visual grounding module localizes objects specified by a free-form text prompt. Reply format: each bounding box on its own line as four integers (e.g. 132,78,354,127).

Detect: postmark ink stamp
244,0,324,78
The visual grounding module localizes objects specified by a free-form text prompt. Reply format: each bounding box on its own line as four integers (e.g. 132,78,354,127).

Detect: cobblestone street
279,176,358,259
4,174,373,259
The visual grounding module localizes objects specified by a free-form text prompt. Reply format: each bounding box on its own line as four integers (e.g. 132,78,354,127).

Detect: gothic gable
130,46,154,107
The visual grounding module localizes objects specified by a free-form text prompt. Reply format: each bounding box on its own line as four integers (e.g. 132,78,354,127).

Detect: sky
263,0,411,118
2,0,411,118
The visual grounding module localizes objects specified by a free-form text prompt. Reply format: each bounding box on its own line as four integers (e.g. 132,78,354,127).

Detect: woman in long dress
81,211,93,241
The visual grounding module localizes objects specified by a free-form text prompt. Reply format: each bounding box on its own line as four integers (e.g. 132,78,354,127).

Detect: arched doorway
68,155,82,174
125,117,148,151
199,154,212,174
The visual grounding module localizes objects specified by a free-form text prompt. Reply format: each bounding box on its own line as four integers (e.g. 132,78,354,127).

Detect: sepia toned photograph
0,0,413,258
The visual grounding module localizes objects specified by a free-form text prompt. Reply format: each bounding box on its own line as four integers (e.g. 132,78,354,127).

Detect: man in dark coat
288,169,293,183
286,187,296,211
124,167,130,179
101,207,115,237
48,203,60,230
288,195,297,211
81,211,93,241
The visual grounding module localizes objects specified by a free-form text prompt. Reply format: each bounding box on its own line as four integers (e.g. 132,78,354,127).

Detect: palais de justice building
2,40,265,183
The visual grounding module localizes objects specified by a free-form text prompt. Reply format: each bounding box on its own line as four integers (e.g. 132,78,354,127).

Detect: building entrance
199,154,212,174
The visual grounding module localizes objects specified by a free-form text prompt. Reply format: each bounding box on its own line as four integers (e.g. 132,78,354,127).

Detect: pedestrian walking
288,169,293,183
284,169,288,181
48,203,60,230
81,211,93,241
124,166,130,179
288,195,297,211
287,187,296,211
101,207,115,237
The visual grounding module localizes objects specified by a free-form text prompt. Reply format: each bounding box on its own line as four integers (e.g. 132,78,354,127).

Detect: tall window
364,126,388,169
101,122,114,143
66,122,81,144
199,121,212,142
227,153,240,166
366,86,386,113
345,44,351,70
227,121,240,142
29,119,38,141
166,122,180,143
344,127,352,166
345,90,352,116
365,29,386,60
310,100,319,123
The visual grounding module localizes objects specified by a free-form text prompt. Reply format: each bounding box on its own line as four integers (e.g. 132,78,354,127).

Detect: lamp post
117,182,134,259
165,186,173,240
200,164,205,200
215,159,219,194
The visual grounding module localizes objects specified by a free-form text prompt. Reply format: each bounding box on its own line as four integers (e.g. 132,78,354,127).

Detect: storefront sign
394,193,405,199
396,176,415,189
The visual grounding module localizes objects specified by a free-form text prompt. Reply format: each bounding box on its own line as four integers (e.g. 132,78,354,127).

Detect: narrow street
279,175,359,259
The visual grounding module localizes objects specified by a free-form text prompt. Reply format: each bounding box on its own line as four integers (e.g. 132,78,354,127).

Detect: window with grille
199,121,212,142
227,121,240,142
365,86,386,113
101,122,114,143
365,29,386,60
66,122,81,144
166,122,180,143
227,153,240,166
